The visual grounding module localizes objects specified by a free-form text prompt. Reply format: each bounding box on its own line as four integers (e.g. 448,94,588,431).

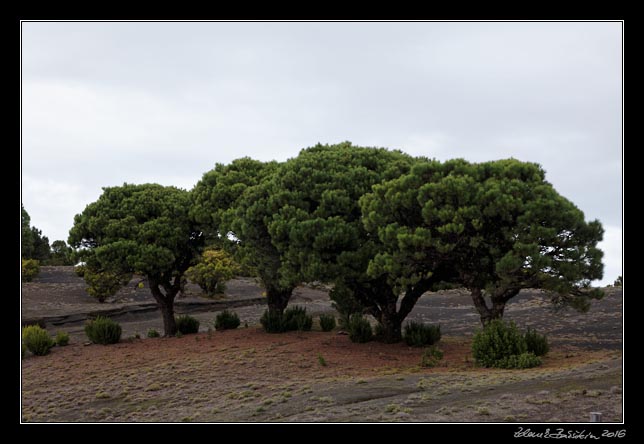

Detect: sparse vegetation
55,331,70,346
319,314,336,332
175,315,200,334
147,328,160,338
22,325,54,356
403,321,441,347
84,316,122,345
420,346,444,368
318,354,327,366
348,315,373,343
214,310,241,330
260,306,312,333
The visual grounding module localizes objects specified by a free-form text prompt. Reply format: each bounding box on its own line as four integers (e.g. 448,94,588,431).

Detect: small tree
84,268,132,303
69,184,202,336
185,248,238,297
49,240,74,265
613,276,623,287
21,259,40,282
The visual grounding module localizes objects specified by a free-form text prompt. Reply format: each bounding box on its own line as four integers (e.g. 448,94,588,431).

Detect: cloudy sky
21,21,622,285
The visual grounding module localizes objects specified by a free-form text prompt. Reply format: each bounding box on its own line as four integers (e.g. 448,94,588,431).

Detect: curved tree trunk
378,302,402,343
149,278,179,336
470,287,515,326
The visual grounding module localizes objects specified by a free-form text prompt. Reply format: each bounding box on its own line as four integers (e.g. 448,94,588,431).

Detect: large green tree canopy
361,158,604,325
68,184,202,335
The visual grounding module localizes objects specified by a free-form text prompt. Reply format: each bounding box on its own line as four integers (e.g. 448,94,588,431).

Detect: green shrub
403,321,441,347
330,285,363,329
84,316,122,345
74,264,86,278
319,314,336,332
260,310,286,333
214,310,241,330
284,306,312,331
55,331,70,346
22,259,40,282
471,319,543,369
147,328,160,338
420,346,444,368
84,269,131,303
22,325,55,356
496,352,542,369
185,249,238,297
348,315,373,343
613,275,622,287
175,315,200,334
524,328,549,357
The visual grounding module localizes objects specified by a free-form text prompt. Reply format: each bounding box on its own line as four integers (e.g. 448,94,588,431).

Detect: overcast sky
21,21,622,285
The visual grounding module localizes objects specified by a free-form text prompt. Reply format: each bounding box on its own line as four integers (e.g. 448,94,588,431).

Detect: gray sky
21,21,622,285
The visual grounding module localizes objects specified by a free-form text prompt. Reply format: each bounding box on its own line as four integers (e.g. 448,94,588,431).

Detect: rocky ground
21,267,623,423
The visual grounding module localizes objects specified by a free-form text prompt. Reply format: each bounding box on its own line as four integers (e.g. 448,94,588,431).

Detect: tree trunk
149,279,179,336
378,304,403,343
470,288,507,326
265,284,293,316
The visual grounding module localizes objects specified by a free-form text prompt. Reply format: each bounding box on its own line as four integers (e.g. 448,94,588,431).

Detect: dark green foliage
214,310,241,330
260,306,313,333
260,309,286,333
318,354,327,366
49,240,75,265
524,328,549,357
22,325,54,356
319,314,336,332
614,276,622,287
284,306,313,331
69,183,203,336
55,331,70,346
22,205,34,259
420,346,444,368
84,316,122,345
361,158,605,326
330,285,364,329
21,259,40,282
471,319,544,369
403,321,441,347
175,315,200,334
348,315,373,343
147,328,160,338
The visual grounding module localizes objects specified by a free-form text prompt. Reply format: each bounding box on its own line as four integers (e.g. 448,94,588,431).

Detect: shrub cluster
319,314,336,332
74,264,86,278
175,315,200,334
55,331,70,346
214,310,241,330
84,316,122,345
185,249,238,297
420,346,444,368
348,315,373,343
22,325,54,356
403,321,441,347
260,306,313,333
22,259,40,282
472,319,547,369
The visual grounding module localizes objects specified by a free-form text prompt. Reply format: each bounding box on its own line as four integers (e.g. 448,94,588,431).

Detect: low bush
403,321,441,347
284,306,312,331
472,319,545,369
55,331,70,346
214,310,241,331
319,314,336,332
22,259,40,282
260,310,286,333
74,264,86,278
147,328,160,338
524,328,549,357
84,316,122,345
22,325,54,356
420,346,444,368
348,315,373,343
175,315,200,334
